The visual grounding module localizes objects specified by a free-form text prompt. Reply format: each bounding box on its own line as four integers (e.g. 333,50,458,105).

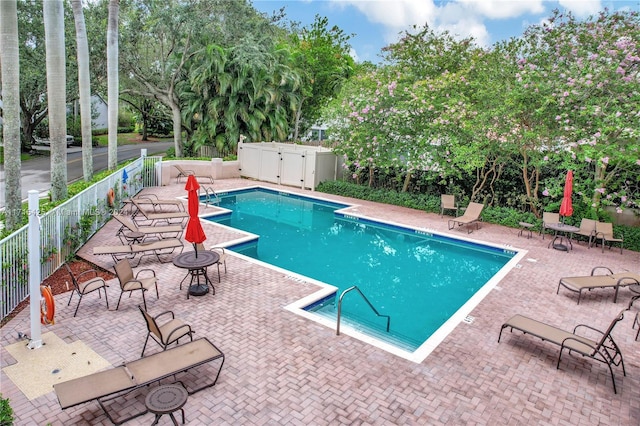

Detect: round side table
145,383,188,425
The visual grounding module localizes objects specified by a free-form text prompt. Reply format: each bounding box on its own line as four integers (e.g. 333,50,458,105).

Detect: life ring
40,285,55,325
107,188,115,207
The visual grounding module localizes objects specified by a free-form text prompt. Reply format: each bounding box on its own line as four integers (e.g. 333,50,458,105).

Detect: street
0,141,173,209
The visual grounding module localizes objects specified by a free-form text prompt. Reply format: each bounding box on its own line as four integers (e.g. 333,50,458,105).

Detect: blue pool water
205,188,515,351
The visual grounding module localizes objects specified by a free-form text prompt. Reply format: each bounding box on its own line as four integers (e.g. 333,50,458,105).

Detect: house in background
69,94,108,132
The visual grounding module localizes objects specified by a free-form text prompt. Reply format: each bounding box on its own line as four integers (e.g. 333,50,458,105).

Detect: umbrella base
552,243,568,251
188,284,210,297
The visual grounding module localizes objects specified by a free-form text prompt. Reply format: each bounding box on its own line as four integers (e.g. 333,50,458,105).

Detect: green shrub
0,394,14,426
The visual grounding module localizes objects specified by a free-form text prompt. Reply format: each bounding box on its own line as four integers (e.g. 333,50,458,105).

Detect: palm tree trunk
72,0,93,181
107,0,119,170
0,0,23,230
43,0,68,201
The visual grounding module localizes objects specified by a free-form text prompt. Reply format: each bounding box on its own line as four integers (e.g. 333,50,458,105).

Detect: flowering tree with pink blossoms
515,10,640,212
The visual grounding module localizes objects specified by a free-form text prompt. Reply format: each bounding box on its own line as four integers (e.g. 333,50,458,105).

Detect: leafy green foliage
0,394,14,426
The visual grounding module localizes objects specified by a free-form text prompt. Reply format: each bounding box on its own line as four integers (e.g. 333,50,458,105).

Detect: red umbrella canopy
559,170,574,218
185,175,206,245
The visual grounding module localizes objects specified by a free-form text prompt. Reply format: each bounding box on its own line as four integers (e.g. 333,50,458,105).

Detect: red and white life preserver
107,188,115,207
40,285,55,325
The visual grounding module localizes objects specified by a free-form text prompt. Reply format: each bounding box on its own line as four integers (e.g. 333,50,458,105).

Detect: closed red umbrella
185,175,206,254
559,170,573,223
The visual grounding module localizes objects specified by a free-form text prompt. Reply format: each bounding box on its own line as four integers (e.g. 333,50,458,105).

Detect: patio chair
540,212,560,239
63,263,109,317
130,199,189,225
498,310,627,393
114,259,159,311
447,202,484,233
138,306,194,357
173,164,215,184
574,218,597,247
628,295,640,341
593,222,624,254
557,266,640,304
112,213,183,244
54,338,225,425
440,194,459,217
195,243,228,283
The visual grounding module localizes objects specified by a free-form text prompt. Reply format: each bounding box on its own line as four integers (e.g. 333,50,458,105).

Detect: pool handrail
337,285,390,336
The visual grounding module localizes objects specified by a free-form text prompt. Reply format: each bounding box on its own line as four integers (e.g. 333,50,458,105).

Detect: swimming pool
204,187,524,362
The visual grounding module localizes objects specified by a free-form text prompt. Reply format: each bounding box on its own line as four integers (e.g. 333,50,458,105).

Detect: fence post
28,190,42,349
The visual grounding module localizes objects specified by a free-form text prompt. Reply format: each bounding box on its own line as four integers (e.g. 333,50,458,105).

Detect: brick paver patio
2,178,639,425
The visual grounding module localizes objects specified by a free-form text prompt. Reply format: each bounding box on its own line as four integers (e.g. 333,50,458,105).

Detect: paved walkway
2,178,639,425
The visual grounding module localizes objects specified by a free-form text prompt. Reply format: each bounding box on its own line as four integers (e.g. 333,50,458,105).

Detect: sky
252,0,640,63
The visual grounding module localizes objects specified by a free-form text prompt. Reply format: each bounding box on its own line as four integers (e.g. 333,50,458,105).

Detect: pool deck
2,178,639,425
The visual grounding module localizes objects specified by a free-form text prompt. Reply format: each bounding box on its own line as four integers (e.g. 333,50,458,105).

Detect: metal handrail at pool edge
336,285,391,336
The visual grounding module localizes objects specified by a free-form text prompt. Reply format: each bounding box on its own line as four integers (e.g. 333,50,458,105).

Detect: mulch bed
0,259,115,327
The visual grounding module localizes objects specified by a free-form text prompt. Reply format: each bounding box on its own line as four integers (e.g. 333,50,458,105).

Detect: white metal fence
0,155,162,321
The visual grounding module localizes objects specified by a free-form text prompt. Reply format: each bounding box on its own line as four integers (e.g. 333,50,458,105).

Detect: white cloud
330,0,547,48
457,0,545,19
558,0,602,18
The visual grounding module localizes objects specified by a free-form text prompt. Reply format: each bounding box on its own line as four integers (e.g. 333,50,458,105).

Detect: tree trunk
1,0,23,230
171,103,183,157
43,0,68,201
72,0,93,181
107,0,119,170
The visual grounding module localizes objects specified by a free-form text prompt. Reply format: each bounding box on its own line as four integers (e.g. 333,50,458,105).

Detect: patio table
545,223,580,251
172,250,219,298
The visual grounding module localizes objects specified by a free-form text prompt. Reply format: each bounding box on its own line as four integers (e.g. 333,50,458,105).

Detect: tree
43,0,68,201
1,0,23,230
71,0,93,181
516,10,640,212
107,0,119,170
181,42,300,156
287,16,354,141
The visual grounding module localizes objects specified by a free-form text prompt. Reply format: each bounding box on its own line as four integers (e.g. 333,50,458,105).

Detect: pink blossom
616,207,623,214
601,157,609,164
542,189,549,196
621,196,627,202
595,188,605,194
543,156,549,161
585,157,592,163
636,159,640,166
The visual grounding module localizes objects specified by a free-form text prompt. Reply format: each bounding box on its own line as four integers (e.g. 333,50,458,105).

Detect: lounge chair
498,311,626,393
124,194,186,212
557,266,640,304
138,306,194,357
93,238,184,266
63,263,109,317
440,194,459,217
130,199,189,226
447,202,484,233
540,212,560,239
574,218,597,246
53,337,225,425
173,164,215,184
114,259,159,311
112,213,183,244
593,222,624,254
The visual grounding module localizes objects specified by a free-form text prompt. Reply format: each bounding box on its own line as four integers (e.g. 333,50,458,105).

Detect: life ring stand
107,188,115,207
40,285,55,325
